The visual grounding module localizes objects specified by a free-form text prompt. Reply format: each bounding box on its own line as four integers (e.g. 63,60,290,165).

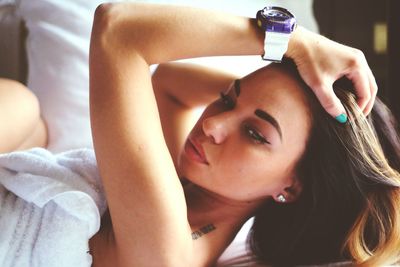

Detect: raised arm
152,62,238,168
89,3,261,267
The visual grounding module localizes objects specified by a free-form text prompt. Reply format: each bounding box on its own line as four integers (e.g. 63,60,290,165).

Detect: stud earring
277,194,286,203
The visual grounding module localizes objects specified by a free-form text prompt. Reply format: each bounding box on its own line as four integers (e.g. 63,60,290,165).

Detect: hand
286,26,378,122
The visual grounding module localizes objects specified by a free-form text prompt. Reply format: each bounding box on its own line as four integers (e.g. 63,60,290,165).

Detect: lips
184,138,209,165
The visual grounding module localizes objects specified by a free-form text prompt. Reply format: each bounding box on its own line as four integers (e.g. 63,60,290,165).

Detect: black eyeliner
244,124,270,145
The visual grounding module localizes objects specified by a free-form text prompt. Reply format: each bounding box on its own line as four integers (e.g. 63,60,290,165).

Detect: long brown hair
249,59,400,266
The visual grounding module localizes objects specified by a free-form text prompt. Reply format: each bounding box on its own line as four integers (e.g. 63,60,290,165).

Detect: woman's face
178,66,312,202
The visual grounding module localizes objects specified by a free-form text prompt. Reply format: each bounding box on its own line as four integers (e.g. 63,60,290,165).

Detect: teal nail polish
335,113,348,123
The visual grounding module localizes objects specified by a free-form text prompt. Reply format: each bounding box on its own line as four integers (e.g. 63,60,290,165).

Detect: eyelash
219,92,269,145
244,124,270,144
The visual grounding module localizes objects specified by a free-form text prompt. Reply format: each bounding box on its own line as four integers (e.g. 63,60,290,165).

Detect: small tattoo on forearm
191,224,216,240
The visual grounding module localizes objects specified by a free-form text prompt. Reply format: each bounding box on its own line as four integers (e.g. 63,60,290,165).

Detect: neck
184,182,266,229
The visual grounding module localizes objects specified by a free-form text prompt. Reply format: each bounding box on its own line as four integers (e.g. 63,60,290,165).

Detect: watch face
264,8,292,22
258,6,297,34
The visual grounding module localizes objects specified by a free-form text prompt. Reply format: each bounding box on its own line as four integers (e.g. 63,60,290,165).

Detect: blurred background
314,0,400,123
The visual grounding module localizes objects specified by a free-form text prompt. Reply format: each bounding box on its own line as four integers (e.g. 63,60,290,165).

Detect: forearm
94,3,264,64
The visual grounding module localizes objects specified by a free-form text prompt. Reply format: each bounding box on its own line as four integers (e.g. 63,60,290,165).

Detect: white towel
0,148,106,267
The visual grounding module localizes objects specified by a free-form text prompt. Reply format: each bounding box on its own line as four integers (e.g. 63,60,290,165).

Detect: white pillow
17,0,107,152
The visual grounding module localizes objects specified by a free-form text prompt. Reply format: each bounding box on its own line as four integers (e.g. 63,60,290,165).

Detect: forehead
239,66,312,146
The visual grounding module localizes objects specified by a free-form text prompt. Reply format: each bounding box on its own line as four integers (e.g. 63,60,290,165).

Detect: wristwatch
256,6,297,62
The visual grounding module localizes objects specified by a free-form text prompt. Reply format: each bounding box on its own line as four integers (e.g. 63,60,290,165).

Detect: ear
274,176,303,203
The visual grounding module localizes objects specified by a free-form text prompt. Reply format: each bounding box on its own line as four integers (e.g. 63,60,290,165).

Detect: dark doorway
313,0,399,122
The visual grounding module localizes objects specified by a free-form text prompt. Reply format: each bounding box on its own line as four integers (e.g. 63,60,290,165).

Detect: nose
202,113,231,144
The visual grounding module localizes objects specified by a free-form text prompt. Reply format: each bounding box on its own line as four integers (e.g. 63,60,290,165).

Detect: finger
347,66,371,112
363,92,376,116
312,82,347,123
362,68,378,115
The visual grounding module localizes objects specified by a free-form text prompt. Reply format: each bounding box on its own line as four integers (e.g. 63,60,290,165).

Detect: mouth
184,138,209,165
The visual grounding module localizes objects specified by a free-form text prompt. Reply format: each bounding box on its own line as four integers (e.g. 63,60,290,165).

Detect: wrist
250,18,268,56
286,25,305,60
256,6,297,62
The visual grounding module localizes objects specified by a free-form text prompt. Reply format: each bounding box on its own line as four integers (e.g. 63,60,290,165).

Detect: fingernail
335,113,348,123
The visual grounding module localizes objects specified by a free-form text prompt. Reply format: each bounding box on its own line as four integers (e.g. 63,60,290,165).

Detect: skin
287,28,378,118
90,64,311,267
0,3,378,266
179,67,310,203
88,3,378,267
0,78,47,152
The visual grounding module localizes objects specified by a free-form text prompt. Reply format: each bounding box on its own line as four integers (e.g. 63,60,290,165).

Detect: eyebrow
254,109,283,140
233,80,283,140
234,79,241,97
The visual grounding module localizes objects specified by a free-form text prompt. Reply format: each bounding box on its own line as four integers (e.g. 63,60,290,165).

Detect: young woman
0,2,397,267
87,2,399,267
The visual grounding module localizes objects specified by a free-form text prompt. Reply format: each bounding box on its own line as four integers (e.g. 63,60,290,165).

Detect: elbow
94,2,112,17
91,2,158,64
92,3,115,42
92,2,130,48
90,3,122,71
91,3,142,55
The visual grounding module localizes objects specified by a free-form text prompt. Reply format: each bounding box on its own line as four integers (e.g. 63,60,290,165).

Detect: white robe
0,148,106,267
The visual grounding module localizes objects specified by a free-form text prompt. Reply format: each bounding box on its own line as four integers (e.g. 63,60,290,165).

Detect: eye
219,92,235,110
244,124,270,145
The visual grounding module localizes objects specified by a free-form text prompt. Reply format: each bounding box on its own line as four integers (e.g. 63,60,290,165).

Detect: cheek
213,148,285,198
